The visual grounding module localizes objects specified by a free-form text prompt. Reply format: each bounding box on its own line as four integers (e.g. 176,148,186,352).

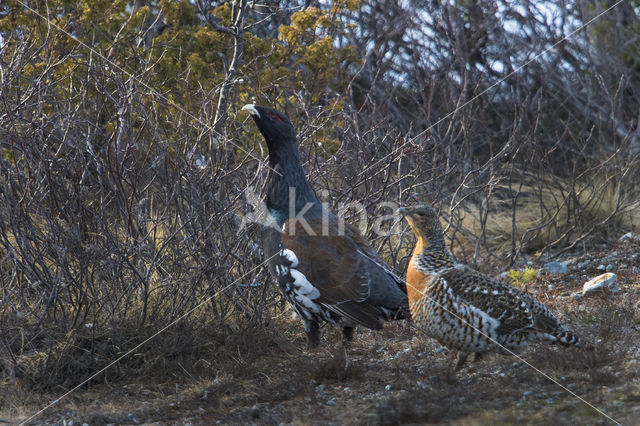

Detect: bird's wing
280,217,383,329
344,222,408,294
439,267,547,335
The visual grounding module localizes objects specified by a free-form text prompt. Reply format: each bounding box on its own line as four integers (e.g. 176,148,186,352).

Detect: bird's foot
305,320,321,350
455,351,470,371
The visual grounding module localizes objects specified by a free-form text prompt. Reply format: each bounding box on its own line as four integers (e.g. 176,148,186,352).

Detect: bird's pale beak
241,104,260,118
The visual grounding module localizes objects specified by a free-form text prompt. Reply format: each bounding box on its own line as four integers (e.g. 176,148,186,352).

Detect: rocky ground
4,237,640,425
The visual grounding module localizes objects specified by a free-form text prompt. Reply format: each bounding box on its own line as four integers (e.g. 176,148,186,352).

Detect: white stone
582,273,619,296
620,232,640,243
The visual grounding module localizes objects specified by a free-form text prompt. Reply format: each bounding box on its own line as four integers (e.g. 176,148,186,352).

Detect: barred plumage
400,204,581,369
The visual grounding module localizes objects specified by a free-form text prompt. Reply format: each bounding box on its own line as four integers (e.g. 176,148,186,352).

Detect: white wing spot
290,269,320,299
280,249,299,267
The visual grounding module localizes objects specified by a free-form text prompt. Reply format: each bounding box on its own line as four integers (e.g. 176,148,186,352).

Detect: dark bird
242,104,408,347
399,204,581,369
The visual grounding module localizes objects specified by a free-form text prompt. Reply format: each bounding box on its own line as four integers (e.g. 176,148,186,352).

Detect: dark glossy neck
266,140,318,216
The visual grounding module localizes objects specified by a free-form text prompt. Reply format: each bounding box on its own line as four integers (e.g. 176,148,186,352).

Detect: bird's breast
406,258,431,305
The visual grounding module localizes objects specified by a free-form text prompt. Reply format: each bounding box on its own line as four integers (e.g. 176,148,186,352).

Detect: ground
3,241,640,425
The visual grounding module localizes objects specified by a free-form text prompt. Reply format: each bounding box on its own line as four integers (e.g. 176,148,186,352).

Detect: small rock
315,385,326,394
582,273,619,296
385,385,392,391
545,261,568,274
597,264,606,272
326,399,336,406
523,391,533,399
606,264,615,272
620,232,640,243
575,260,591,269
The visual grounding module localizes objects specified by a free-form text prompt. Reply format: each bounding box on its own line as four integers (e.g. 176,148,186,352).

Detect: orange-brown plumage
406,261,428,308
399,204,581,369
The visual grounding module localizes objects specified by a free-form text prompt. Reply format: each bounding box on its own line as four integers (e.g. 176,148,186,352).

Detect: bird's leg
455,351,470,370
342,325,355,343
304,319,321,349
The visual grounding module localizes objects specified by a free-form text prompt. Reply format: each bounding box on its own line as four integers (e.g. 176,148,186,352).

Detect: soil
3,241,640,425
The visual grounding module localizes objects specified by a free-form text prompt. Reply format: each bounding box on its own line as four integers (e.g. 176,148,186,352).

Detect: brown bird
399,204,581,369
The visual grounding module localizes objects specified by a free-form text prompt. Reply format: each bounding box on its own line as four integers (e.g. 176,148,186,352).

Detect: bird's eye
269,112,282,122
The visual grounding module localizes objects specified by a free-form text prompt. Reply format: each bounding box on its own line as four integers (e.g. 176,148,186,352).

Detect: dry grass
0,311,293,414
449,172,640,262
4,281,640,424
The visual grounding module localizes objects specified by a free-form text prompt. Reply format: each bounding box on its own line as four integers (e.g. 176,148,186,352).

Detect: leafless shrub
0,24,278,389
